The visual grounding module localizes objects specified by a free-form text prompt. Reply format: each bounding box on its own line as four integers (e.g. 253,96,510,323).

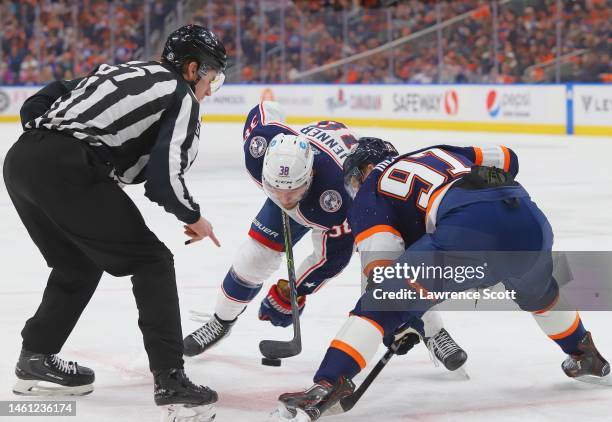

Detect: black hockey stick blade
259,212,302,360
259,332,302,359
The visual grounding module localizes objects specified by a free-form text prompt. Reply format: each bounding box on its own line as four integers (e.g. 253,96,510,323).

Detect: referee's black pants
3,129,183,371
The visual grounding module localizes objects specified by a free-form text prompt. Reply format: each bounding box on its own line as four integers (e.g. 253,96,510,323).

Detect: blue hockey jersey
349,144,519,277
242,101,356,232
241,101,357,294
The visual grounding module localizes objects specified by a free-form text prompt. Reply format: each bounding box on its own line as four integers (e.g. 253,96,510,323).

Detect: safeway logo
443,90,459,115
486,90,501,118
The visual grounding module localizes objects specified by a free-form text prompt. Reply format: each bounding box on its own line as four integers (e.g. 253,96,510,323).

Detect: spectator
1,0,610,85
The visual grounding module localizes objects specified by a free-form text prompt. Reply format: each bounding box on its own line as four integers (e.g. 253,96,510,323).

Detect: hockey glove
258,279,305,327
383,318,424,355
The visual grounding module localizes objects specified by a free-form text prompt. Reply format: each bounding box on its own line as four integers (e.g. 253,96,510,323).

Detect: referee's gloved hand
184,217,221,247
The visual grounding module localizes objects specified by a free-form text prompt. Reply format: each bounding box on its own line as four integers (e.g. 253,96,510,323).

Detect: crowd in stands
1,0,610,85
0,0,170,84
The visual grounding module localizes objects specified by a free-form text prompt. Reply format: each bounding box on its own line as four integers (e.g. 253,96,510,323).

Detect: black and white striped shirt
27,60,202,224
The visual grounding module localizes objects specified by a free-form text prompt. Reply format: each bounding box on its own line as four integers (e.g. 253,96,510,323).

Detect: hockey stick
259,211,302,359
340,332,418,412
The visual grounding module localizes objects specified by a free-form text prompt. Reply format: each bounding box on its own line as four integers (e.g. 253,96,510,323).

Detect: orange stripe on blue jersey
354,224,402,245
473,147,483,165
362,259,394,278
501,145,511,172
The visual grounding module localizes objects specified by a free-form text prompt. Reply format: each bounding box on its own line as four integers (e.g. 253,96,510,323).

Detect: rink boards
0,83,610,136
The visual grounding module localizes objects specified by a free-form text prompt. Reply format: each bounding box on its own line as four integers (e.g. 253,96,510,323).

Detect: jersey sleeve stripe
479,145,506,169
296,207,329,231
296,232,328,287
473,147,483,165
168,93,199,213
248,228,284,252
425,182,457,233
501,145,511,172
362,259,394,278
354,224,402,245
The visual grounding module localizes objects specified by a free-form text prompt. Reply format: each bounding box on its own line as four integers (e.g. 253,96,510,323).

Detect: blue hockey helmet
343,137,398,198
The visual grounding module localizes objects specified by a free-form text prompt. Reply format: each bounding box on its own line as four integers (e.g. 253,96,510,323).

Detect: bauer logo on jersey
249,136,267,158
320,190,343,213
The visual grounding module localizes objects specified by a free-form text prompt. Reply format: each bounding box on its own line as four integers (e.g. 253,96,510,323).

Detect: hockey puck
261,357,282,367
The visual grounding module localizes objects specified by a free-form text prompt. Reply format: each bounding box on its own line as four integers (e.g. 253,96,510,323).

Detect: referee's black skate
273,377,355,421
427,328,468,371
154,368,218,422
13,349,94,396
184,314,235,357
562,331,611,386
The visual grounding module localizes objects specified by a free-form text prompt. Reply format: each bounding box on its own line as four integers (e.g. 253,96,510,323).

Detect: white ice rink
0,121,611,421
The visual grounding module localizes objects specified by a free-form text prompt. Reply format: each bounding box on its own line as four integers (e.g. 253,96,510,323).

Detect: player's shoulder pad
242,102,297,185
242,101,288,140
298,121,354,169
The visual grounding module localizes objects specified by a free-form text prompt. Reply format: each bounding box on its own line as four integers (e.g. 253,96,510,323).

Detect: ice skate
270,377,355,421
184,313,235,357
154,368,218,422
562,332,611,386
13,349,94,396
426,328,468,371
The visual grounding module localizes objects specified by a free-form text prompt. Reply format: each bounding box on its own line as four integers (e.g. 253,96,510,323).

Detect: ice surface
0,122,611,421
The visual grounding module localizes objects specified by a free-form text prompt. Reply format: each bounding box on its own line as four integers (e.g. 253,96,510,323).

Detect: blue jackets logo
249,136,267,158
320,190,343,213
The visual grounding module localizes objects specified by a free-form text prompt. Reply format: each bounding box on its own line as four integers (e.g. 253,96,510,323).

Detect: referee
4,25,224,410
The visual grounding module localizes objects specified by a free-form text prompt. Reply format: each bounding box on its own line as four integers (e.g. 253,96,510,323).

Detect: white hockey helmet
262,133,314,209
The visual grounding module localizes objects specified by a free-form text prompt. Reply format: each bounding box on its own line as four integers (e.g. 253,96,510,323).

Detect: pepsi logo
486,90,501,118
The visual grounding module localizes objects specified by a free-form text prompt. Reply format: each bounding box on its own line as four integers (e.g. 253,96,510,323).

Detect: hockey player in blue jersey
183,102,467,371
182,101,359,356
273,138,610,421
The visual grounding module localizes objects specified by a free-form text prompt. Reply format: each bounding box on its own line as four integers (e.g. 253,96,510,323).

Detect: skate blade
268,404,312,422
13,379,93,396
574,373,612,387
454,364,471,380
160,403,216,422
